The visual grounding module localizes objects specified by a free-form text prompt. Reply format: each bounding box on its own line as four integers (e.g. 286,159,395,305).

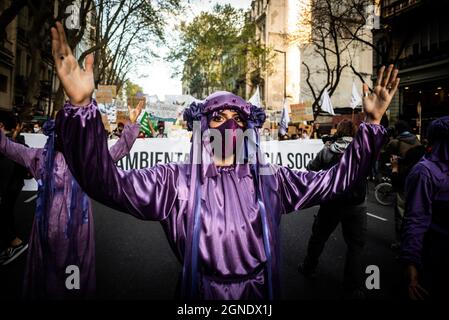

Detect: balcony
381,0,422,19
397,41,449,70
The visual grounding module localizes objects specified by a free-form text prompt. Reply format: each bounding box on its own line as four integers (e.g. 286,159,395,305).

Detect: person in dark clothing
299,119,368,299
0,113,29,266
401,116,449,300
386,120,421,249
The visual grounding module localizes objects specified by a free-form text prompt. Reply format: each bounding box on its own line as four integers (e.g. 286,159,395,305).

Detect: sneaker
1,243,28,266
298,262,317,278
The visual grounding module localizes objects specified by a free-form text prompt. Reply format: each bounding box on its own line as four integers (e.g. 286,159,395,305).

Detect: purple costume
55,93,387,300
401,116,449,297
0,121,139,299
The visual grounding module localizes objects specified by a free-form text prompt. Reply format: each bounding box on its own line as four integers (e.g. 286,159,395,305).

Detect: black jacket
306,137,367,205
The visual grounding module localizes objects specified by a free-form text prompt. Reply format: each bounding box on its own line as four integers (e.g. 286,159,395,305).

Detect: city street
0,182,404,300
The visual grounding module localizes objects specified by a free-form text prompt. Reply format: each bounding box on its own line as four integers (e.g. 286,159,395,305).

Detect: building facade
250,0,373,115
250,0,300,111
0,0,96,118
376,0,449,134
0,0,18,111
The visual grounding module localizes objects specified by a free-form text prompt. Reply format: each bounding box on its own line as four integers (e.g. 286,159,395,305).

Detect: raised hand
12,122,24,141
51,21,94,107
406,265,429,300
363,64,400,125
128,100,144,124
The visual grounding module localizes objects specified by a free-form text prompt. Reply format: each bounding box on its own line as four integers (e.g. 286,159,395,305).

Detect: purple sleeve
400,164,433,267
55,100,178,221
108,123,140,162
0,130,42,178
277,123,386,212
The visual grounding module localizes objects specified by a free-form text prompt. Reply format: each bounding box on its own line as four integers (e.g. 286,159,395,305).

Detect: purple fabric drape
56,99,386,299
0,123,139,299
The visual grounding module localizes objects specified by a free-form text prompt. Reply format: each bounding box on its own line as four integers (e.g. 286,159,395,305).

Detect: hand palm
362,65,400,124
51,22,94,106
128,100,144,123
363,85,391,119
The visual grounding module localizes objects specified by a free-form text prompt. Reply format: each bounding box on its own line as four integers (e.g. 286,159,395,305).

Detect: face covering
211,118,243,161
33,127,40,133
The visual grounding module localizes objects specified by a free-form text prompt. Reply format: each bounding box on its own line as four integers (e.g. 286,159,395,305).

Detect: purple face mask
212,118,244,161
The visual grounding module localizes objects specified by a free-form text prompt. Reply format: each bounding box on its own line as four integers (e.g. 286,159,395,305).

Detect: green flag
139,111,152,136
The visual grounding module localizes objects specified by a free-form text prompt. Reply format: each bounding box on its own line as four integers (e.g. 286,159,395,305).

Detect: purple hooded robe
0,122,139,299
55,92,387,300
401,116,449,297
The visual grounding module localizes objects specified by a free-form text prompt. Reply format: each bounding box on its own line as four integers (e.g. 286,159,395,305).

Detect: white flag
248,86,262,108
279,99,290,136
320,88,335,115
350,82,362,109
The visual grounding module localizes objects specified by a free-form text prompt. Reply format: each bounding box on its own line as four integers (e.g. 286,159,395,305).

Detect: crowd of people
0,21,447,301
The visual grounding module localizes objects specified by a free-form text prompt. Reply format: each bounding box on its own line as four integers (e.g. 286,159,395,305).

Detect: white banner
22,134,324,191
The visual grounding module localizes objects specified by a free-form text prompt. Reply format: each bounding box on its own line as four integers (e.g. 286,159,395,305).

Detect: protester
386,120,421,249
299,120,368,299
155,121,168,138
51,21,398,299
401,116,449,300
312,123,323,139
111,122,125,139
0,105,141,298
32,122,43,134
261,128,272,141
0,115,29,266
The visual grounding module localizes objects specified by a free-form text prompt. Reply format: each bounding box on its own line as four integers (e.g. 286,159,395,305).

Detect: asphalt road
0,182,404,300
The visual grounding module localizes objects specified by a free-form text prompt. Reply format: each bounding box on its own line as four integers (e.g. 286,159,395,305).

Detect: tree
298,0,373,116
124,79,143,98
168,4,272,99
1,0,182,115
52,0,182,109
336,0,418,70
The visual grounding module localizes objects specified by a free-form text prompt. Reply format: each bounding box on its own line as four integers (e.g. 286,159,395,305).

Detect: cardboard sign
290,102,314,122
98,85,117,97
96,90,113,104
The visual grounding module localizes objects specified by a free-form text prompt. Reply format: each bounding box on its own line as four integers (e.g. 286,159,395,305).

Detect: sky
127,0,252,99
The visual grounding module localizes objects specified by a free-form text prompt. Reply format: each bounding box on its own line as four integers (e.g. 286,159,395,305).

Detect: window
0,74,8,93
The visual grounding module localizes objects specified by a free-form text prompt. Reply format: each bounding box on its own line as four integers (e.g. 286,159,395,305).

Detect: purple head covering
427,116,449,162
183,91,266,132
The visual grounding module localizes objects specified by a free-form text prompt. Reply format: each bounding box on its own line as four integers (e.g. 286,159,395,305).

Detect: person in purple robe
401,116,449,300
50,22,400,300
0,106,142,299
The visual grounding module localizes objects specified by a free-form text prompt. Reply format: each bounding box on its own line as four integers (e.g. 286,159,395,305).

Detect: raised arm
108,101,144,162
0,129,42,178
277,65,399,212
52,22,177,221
277,122,386,212
56,101,178,221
